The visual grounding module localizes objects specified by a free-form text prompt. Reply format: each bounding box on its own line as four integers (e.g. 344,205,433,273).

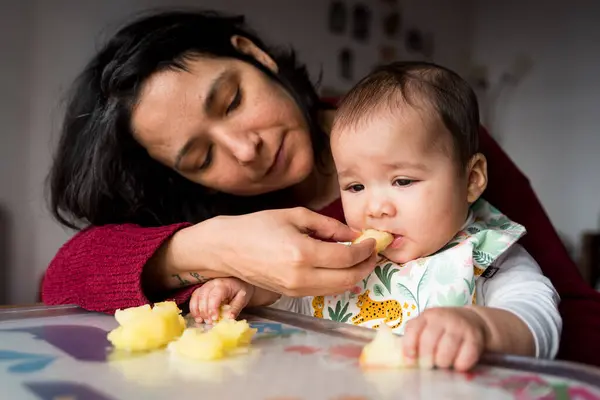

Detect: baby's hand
189,278,255,324
402,307,488,371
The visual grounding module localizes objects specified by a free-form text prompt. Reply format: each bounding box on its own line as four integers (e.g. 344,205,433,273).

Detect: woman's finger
305,236,376,270
289,207,361,243
281,251,377,296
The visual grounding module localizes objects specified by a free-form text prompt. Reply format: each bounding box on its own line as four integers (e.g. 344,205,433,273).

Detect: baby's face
331,105,471,264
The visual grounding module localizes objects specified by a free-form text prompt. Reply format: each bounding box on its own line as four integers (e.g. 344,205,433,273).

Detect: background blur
1,0,599,304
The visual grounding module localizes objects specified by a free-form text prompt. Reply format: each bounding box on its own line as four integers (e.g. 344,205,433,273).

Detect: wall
0,0,474,304
0,2,34,304
471,0,600,260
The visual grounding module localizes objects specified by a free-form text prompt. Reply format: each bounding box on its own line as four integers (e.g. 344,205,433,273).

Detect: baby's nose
367,198,397,218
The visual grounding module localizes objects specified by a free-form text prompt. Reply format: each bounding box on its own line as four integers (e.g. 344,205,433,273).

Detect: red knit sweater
42,129,600,367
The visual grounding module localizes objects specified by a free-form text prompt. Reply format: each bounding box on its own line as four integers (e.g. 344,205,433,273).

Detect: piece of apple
359,325,406,369
168,328,226,361
354,229,394,253
107,301,185,352
209,318,257,350
113,304,152,327
168,318,257,361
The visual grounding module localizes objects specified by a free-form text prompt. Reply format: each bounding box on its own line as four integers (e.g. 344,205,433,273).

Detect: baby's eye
346,184,365,193
393,179,414,187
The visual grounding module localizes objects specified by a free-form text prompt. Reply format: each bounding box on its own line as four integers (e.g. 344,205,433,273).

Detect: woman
43,10,600,367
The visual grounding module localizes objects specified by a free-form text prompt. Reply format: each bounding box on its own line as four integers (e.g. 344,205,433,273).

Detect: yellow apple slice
107,301,185,352
354,229,394,253
359,325,406,369
209,318,257,350
168,328,226,361
168,317,257,361
113,304,152,327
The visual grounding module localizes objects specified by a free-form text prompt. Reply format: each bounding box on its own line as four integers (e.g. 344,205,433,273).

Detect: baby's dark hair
334,61,480,169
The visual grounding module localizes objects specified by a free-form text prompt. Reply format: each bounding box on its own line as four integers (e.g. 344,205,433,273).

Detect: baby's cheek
407,214,449,255
340,194,365,229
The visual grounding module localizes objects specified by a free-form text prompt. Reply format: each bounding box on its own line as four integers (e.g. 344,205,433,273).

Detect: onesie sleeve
268,295,313,316
476,244,562,359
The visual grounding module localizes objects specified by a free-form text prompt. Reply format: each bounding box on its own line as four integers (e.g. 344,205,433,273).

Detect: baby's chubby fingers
227,289,249,319
415,323,444,369
401,316,426,367
434,332,463,369
207,283,230,322
453,340,482,372
189,289,203,323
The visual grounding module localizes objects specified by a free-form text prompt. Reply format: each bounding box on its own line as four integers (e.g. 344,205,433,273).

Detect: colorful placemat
1,306,599,400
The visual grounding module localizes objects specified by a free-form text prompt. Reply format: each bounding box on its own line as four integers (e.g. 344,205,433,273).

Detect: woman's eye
346,184,365,193
226,87,242,114
394,179,414,187
198,145,213,171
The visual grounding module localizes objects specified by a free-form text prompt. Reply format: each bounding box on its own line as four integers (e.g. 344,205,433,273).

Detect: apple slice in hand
353,229,394,253
359,325,407,369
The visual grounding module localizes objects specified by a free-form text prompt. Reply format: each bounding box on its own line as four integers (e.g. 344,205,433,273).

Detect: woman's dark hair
49,9,329,230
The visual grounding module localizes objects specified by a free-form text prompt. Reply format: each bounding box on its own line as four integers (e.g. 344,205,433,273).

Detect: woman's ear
466,153,488,204
231,35,278,73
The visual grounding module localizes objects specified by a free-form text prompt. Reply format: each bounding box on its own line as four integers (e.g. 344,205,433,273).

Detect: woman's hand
164,207,377,296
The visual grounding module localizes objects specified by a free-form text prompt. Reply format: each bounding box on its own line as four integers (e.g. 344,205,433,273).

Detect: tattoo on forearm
189,272,209,283
171,273,210,287
171,274,191,287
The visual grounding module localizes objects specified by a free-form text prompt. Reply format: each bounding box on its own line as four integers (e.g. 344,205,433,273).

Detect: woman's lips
266,136,286,176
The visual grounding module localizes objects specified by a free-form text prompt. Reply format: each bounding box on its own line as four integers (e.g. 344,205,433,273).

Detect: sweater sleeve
41,223,197,314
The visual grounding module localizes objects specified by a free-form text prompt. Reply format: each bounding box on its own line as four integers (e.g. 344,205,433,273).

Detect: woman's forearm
143,220,231,296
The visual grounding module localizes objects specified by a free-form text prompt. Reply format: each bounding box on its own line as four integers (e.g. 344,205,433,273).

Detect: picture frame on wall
382,10,401,38
339,47,354,80
352,4,371,42
328,1,347,34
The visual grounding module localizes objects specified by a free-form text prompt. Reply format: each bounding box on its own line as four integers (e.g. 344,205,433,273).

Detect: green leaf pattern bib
309,199,526,334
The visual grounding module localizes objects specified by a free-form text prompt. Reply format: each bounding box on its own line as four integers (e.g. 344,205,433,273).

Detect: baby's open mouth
388,234,404,249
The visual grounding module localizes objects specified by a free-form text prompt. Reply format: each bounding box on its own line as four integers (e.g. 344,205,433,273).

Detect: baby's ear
466,153,488,203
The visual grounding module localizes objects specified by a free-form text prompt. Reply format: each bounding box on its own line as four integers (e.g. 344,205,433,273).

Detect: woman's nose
220,128,263,165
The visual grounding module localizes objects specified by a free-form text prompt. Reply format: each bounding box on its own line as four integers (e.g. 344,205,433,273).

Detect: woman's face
131,40,314,196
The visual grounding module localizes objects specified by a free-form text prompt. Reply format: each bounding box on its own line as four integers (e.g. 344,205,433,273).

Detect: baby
188,61,561,371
